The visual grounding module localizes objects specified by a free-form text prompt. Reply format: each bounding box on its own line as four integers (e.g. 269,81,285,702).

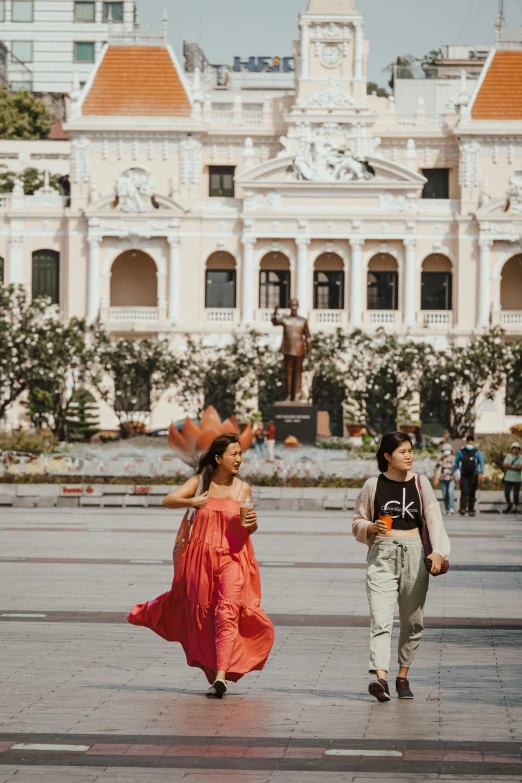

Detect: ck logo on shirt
382,488,418,519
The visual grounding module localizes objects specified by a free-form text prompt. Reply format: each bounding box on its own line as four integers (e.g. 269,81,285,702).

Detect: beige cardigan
352,474,451,560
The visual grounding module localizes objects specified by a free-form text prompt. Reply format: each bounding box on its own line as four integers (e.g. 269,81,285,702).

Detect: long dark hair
376,431,412,473
196,433,241,489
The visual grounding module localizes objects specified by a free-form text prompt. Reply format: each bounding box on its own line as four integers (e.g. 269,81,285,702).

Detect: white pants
266,440,275,461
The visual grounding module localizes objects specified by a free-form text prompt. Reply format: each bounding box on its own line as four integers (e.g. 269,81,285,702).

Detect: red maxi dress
127,496,274,684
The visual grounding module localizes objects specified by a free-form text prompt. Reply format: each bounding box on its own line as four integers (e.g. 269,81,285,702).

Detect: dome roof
306,0,357,12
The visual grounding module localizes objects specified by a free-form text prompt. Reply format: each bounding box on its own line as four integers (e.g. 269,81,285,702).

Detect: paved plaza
1,505,522,782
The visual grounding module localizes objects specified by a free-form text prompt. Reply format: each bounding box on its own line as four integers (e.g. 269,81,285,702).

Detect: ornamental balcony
310,309,348,329
365,310,401,328
205,308,240,325
500,311,522,328
420,310,454,328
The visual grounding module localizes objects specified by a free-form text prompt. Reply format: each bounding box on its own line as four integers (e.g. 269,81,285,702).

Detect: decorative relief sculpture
71,136,90,184
180,136,203,185
115,168,154,212
245,191,281,210
459,141,481,191
507,170,522,214
308,80,357,109
289,125,374,182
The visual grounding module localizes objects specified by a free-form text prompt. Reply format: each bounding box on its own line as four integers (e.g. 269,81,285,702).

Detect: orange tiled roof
472,51,522,120
82,46,191,117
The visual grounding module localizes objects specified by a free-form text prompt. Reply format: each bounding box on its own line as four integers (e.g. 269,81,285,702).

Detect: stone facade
1,0,522,432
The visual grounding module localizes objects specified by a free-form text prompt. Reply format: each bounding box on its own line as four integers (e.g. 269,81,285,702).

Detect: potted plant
343,399,365,438
397,398,421,435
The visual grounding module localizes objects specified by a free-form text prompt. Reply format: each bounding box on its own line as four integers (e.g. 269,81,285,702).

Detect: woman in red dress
127,433,274,698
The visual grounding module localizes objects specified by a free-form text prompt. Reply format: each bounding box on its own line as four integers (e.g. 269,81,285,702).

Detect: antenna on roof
162,6,168,44
496,0,505,45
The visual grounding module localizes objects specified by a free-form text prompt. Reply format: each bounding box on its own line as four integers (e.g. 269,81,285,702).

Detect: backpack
461,448,477,478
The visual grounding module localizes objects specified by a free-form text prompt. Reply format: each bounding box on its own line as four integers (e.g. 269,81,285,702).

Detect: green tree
94,335,183,436
66,388,100,442
0,165,62,194
0,285,50,422
0,88,52,140
25,312,99,441
367,81,389,98
422,329,513,438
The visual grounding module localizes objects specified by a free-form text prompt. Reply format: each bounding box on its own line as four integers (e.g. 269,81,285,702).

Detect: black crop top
373,474,422,531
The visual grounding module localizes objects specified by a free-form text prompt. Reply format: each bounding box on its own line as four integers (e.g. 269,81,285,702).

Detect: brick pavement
0,507,522,781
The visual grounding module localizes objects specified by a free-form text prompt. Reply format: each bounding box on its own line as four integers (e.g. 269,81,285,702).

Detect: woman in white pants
352,432,450,702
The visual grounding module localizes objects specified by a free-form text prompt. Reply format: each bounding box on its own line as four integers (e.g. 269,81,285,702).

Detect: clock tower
294,0,368,108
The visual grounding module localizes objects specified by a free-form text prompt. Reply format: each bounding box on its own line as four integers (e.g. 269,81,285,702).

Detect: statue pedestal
268,402,318,445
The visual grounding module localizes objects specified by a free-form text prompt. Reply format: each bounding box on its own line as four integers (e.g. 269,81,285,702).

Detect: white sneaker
449,508,455,515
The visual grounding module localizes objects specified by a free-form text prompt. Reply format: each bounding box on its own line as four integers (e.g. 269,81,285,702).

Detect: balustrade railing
422,310,452,327
206,308,239,324
109,307,159,322
501,311,522,327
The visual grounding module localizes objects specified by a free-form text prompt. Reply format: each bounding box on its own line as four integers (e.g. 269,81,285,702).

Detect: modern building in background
1,0,522,433
0,0,136,92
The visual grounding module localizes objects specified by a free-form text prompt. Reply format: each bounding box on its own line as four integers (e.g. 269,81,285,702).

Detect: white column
8,235,24,285
300,22,309,79
167,236,181,323
478,238,493,329
86,234,101,323
296,237,311,314
354,22,364,80
349,237,364,328
241,236,256,326
403,237,417,328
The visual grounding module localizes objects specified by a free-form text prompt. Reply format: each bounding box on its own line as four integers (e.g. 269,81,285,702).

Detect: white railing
419,199,460,213
109,307,159,322
206,308,238,324
312,309,343,325
213,111,233,124
501,311,522,326
0,194,11,209
369,310,399,326
395,113,444,127
243,112,263,125
256,309,275,323
423,310,452,327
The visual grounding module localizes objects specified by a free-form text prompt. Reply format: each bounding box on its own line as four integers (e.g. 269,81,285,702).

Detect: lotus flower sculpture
168,406,253,467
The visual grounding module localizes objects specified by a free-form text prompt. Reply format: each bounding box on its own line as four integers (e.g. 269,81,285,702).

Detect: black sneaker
503,505,513,514
396,677,414,699
459,510,466,516
469,510,476,517
368,678,391,702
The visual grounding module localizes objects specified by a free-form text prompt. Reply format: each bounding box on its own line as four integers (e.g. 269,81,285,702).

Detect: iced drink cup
379,514,393,532
240,498,255,526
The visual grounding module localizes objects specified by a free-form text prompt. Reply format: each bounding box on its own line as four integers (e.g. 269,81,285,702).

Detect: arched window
0,256,4,284
259,252,291,309
205,251,236,308
421,254,452,310
367,253,398,310
32,250,60,304
110,250,158,307
501,254,522,311
313,253,345,310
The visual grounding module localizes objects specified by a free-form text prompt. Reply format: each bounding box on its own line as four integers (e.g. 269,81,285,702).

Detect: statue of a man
271,298,312,402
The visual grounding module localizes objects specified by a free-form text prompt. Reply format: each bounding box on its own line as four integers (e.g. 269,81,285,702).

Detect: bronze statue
272,299,312,402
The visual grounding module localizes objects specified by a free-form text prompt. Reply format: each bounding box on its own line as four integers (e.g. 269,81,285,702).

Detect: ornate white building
1,0,522,432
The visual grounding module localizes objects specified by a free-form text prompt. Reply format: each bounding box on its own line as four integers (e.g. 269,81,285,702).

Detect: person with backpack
451,435,485,517
502,442,522,514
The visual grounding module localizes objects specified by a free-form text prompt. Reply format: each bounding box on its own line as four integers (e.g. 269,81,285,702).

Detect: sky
138,0,522,86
